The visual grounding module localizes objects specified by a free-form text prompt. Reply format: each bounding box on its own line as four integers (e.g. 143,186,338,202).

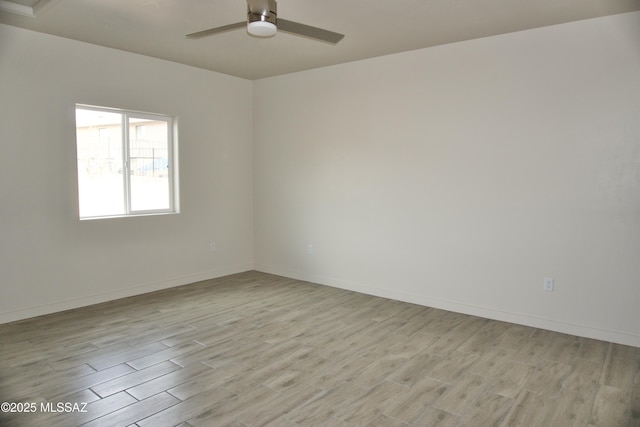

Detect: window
75,105,178,219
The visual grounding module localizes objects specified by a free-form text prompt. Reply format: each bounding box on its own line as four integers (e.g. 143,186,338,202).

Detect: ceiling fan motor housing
248,0,277,25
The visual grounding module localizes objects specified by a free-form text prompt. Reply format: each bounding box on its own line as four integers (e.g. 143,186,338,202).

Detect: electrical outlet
210,242,216,253
307,244,313,255
543,277,554,292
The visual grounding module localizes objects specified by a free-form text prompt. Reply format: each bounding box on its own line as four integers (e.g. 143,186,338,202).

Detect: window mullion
122,113,132,214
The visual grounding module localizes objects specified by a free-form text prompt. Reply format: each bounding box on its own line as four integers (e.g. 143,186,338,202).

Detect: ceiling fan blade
186,22,246,39
277,19,344,44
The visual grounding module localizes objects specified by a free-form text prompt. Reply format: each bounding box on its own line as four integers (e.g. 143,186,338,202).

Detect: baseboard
254,264,640,348
6,263,638,347
0,264,254,325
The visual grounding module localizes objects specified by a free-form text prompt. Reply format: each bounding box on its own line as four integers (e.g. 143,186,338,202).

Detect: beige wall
0,24,254,322
253,12,640,346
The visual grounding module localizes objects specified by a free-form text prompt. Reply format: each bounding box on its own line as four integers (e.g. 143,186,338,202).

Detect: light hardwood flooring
1,271,638,426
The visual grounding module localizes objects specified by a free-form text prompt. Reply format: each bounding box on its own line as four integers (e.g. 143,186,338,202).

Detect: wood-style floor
1,271,638,427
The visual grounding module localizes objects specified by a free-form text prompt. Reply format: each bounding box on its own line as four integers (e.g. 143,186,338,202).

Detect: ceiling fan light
247,21,277,37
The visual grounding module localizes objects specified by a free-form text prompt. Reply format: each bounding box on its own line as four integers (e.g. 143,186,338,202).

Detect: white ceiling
1,0,639,80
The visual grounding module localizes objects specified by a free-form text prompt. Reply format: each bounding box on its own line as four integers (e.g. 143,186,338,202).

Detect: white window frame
75,104,179,220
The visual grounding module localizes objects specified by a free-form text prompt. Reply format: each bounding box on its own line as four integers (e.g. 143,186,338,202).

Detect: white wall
0,24,254,322
253,12,640,346
2,13,639,347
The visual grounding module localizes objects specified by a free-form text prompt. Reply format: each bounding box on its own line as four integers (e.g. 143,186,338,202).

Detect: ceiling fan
186,0,344,44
